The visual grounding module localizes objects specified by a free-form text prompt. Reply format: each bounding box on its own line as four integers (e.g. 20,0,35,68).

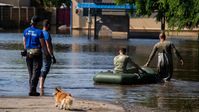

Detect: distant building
0,0,34,29
73,0,131,39
0,0,30,6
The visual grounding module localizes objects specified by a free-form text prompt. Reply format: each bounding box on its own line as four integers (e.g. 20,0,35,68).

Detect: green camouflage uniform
146,41,183,81
114,54,138,73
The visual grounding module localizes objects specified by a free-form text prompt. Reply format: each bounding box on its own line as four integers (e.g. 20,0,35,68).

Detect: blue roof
77,3,134,10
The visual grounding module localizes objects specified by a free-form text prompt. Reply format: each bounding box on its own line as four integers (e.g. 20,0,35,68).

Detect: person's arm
23,36,26,49
45,33,56,63
45,39,54,56
113,56,117,66
144,44,157,66
21,36,27,57
45,39,56,64
39,32,48,56
171,43,184,66
129,57,146,73
40,38,48,54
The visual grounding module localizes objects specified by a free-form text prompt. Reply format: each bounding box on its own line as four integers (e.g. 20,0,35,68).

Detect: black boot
29,87,40,96
29,92,40,96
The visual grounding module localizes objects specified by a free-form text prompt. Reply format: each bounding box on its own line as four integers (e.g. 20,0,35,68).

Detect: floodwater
0,33,199,112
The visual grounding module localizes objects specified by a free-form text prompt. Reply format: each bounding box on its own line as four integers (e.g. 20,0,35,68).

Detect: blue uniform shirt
42,30,52,42
23,26,43,49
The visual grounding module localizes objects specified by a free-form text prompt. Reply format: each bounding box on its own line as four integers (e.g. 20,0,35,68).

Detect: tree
31,0,72,8
114,0,199,31
43,0,71,7
31,0,44,7
166,0,199,30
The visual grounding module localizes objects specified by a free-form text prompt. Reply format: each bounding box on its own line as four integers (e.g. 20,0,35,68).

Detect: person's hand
21,49,27,57
180,59,184,66
144,63,149,67
51,55,56,64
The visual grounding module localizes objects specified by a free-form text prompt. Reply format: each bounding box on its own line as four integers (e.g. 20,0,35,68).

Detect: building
72,0,131,39
0,0,198,39
72,0,198,39
0,0,30,6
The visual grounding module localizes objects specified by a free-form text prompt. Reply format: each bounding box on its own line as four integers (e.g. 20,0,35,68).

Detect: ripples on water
0,33,198,112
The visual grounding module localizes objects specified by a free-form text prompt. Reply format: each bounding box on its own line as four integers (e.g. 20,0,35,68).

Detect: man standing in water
114,48,145,74
144,32,184,82
22,16,47,96
39,19,56,90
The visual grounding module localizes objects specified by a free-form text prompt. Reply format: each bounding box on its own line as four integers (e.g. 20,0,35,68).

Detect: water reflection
156,82,199,112
0,33,198,111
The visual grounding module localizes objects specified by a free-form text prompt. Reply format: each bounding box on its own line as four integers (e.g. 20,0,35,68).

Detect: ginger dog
53,87,73,110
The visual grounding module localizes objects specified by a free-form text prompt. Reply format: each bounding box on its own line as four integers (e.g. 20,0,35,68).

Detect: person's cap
30,16,40,25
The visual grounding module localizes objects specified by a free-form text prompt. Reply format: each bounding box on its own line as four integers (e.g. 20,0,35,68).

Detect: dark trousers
26,54,42,93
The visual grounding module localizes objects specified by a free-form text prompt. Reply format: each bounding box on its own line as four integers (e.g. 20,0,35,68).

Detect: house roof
77,3,135,10
0,3,13,6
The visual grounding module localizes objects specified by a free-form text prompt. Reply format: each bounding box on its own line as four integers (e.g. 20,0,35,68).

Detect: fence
0,6,36,29
0,6,71,33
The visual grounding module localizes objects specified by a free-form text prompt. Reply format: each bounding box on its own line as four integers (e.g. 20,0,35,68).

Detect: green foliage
114,0,135,5
42,0,71,7
114,0,199,30
31,0,44,7
166,0,199,29
114,0,127,4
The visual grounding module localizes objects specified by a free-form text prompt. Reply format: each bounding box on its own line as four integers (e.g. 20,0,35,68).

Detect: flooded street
0,33,199,112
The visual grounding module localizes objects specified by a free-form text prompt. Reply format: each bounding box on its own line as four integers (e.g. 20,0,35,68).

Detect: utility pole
87,8,92,39
18,0,21,29
161,14,165,32
70,3,73,36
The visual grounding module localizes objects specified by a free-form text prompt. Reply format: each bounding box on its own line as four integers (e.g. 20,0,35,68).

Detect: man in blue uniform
22,16,47,96
39,19,56,89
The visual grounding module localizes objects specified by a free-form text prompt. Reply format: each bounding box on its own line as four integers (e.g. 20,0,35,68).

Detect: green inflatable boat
93,67,158,85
